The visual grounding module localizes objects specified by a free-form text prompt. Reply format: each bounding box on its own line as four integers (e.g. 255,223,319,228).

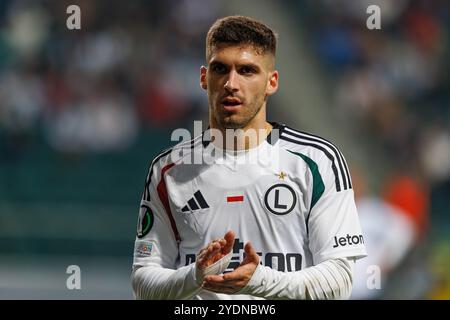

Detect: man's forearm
131,264,201,300
239,258,354,300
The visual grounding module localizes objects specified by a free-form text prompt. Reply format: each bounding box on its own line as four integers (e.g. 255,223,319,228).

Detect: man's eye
240,67,255,74
212,65,226,74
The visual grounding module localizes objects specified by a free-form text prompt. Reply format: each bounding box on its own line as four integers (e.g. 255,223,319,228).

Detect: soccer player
131,15,367,299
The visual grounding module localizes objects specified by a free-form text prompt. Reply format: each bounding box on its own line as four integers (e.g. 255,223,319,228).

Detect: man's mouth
221,97,242,109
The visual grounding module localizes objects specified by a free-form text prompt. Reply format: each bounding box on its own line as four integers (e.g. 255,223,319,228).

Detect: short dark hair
206,15,277,60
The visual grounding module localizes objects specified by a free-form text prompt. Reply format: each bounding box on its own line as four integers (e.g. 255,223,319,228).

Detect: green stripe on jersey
287,150,325,210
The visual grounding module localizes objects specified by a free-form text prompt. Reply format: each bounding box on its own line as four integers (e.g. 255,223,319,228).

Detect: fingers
203,282,240,294
204,274,225,282
222,230,235,254
204,268,245,283
197,240,223,268
205,272,240,283
216,237,227,247
244,242,255,255
242,242,260,264
196,231,236,270
203,272,248,294
205,242,221,260
200,239,259,295
203,273,245,294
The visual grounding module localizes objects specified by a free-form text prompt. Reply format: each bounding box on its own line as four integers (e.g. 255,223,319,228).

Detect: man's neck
209,119,273,151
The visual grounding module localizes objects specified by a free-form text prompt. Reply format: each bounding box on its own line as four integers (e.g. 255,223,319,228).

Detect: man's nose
224,71,239,92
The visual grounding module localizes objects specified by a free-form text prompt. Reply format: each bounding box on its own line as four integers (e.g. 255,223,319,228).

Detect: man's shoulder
278,125,345,161
147,134,203,168
277,124,352,192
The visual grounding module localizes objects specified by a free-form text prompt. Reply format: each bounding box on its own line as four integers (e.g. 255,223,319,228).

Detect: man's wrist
192,262,204,287
236,263,265,295
194,252,234,286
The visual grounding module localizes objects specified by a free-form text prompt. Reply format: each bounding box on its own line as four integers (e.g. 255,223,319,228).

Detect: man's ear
200,66,207,90
266,70,279,96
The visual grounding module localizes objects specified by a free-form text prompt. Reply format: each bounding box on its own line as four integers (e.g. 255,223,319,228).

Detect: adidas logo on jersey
181,190,209,212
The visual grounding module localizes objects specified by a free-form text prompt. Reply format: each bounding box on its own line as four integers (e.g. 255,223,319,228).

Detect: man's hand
202,241,260,294
195,231,235,284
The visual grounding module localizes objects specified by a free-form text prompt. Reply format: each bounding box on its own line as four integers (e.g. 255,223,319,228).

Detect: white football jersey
133,122,367,299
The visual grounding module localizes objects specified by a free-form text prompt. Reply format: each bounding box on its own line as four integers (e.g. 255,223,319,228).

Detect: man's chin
220,117,247,129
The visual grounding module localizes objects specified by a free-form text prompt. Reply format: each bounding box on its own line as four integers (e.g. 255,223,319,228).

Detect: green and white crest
137,205,154,238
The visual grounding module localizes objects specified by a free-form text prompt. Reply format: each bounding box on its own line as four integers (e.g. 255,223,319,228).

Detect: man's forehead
208,44,270,65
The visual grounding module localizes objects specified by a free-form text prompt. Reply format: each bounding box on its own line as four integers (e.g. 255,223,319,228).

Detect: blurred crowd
296,0,449,299
0,0,220,155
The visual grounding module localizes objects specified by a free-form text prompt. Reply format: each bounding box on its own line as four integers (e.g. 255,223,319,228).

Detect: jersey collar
267,121,285,145
201,121,285,148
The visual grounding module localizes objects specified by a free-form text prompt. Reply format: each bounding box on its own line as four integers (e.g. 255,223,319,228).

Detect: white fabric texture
239,257,354,300
132,257,354,300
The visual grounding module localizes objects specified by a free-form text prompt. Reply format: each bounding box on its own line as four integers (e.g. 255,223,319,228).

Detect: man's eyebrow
237,62,260,70
209,60,261,69
209,60,227,67
209,60,261,70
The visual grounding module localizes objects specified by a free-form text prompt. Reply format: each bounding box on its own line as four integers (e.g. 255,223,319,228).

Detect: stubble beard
211,94,265,130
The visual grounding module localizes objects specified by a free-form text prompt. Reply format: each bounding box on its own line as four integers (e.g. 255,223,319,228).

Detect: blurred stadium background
0,0,448,299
